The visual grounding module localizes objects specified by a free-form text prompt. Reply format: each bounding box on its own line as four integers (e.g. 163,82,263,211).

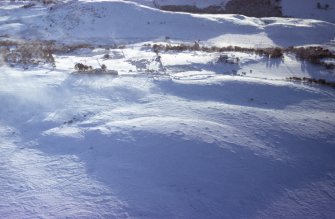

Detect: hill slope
0,0,335,218
1,0,334,47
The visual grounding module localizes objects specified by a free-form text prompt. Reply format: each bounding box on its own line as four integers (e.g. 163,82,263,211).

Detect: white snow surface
1,0,335,218
0,0,334,47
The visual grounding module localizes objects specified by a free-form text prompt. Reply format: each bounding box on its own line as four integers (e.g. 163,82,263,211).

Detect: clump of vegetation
42,0,58,4
152,43,335,68
153,43,284,58
73,62,118,75
0,39,97,68
12,0,57,5
155,0,282,17
101,64,107,71
288,46,335,69
52,43,94,53
74,63,93,71
217,54,229,63
157,5,225,14
1,40,55,67
22,3,35,8
287,77,335,88
217,54,239,64
269,47,284,58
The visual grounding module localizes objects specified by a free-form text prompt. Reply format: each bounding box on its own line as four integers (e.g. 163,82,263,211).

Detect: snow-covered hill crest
4,0,331,48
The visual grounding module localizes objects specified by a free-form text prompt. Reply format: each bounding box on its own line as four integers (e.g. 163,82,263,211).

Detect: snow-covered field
1,0,335,218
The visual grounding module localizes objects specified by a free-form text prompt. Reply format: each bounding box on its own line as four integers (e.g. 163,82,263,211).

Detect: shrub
59,43,94,53
152,43,283,59
43,0,56,4
74,63,92,71
191,41,200,50
289,46,335,69
151,44,334,68
22,3,35,8
287,77,335,88
101,64,107,71
217,54,229,63
269,47,283,58
1,41,55,66
73,63,118,75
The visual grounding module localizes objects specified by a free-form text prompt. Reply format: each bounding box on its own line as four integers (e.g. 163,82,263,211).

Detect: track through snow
1,0,335,218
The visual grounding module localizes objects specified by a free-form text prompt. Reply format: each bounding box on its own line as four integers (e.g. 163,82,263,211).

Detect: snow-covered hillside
1,0,335,218
1,0,334,47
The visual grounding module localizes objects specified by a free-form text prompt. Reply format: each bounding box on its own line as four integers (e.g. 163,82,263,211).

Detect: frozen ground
1,0,335,218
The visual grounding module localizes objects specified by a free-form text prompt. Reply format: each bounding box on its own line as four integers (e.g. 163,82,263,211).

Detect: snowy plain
0,0,335,218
